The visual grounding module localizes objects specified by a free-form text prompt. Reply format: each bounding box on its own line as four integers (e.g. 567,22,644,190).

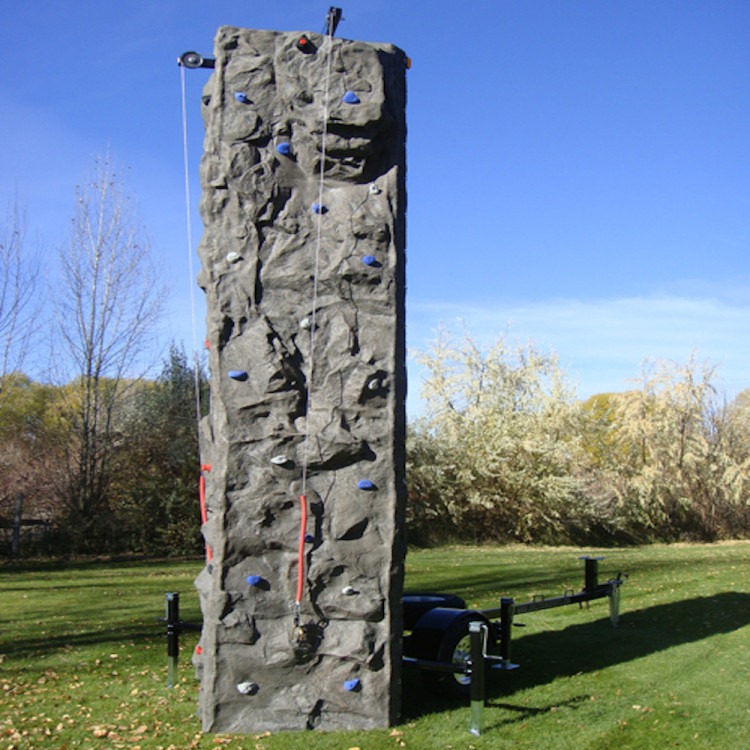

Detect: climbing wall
192,26,407,733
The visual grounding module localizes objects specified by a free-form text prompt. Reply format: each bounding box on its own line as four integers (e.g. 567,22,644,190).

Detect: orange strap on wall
296,494,308,605
199,464,213,561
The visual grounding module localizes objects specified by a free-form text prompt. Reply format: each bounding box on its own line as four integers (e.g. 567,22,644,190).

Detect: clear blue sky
2,1,748,415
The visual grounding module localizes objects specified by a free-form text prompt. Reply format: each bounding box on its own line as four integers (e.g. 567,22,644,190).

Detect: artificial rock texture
193,27,407,733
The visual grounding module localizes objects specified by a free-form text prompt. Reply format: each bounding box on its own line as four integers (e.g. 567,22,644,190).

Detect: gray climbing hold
369,183,382,195
341,585,357,596
299,316,312,329
270,455,291,466
236,681,259,695
226,251,241,263
367,378,382,391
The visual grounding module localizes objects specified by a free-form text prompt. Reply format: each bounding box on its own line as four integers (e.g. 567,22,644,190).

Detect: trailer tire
404,608,494,697
435,613,494,697
402,593,466,631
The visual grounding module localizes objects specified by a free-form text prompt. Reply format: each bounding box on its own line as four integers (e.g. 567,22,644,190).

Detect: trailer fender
402,593,466,631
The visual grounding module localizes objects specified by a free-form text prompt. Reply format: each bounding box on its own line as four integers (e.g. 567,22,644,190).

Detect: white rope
180,64,203,434
295,35,337,619
300,35,336,503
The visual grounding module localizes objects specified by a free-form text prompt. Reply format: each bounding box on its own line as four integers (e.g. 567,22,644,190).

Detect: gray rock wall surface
192,26,407,733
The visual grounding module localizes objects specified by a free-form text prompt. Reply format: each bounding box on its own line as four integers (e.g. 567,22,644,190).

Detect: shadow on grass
401,591,750,722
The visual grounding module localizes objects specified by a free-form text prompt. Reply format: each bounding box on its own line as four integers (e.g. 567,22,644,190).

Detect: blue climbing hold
246,575,264,587
357,479,375,491
228,370,248,381
305,534,315,544
312,202,328,215
343,678,361,692
343,91,360,105
276,142,291,156
362,255,378,267
234,92,251,104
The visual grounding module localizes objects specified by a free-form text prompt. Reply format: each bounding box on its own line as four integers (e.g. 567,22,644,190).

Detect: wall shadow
401,591,750,722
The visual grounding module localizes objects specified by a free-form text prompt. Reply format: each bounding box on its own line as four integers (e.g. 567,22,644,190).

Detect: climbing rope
180,64,211,562
296,32,337,623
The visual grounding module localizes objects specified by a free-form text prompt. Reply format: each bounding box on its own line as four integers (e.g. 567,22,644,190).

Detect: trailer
401,556,626,734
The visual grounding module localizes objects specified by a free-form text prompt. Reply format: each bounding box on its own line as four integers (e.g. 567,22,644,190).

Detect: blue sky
1,1,748,415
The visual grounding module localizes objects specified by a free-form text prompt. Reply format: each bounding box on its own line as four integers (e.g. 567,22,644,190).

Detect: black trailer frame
402,556,626,735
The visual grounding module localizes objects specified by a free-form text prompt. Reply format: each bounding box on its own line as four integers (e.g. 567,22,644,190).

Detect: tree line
407,330,750,546
0,157,208,556
3,157,748,556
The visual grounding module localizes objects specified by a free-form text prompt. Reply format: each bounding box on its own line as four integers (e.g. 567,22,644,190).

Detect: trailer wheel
402,593,466,631
435,614,493,697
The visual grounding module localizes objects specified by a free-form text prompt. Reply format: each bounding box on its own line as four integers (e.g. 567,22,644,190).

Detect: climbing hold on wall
369,183,382,195
305,533,315,543
236,681,259,695
296,35,315,53
362,255,378,267
246,575,265,587
357,479,376,491
275,142,291,156
312,202,328,215
343,91,360,104
343,678,361,692
234,92,251,104
367,378,382,391
341,585,358,596
299,316,312,329
270,455,291,466
406,57,412,69
195,645,203,655
226,251,241,263
227,370,248,381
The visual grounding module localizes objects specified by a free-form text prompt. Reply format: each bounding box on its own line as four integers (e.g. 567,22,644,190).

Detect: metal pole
499,597,514,666
580,556,604,592
166,592,180,688
468,621,487,736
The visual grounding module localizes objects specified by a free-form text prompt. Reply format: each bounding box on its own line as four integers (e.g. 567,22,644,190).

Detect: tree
111,344,208,555
409,329,585,543
0,374,64,555
0,200,40,377
589,358,750,540
53,157,164,550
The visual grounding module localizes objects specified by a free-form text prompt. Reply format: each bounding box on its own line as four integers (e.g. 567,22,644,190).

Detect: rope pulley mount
178,51,215,69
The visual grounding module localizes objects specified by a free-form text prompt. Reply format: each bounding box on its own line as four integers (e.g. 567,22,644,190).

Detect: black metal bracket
325,7,343,36
177,51,215,69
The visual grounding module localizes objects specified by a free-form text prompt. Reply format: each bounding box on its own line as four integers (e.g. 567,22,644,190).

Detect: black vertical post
499,597,514,665
581,556,604,592
166,592,180,687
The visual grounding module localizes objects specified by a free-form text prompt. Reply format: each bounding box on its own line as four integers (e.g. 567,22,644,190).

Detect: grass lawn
1,543,749,749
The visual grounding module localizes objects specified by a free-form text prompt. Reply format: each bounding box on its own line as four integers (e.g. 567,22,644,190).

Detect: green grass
1,544,750,749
